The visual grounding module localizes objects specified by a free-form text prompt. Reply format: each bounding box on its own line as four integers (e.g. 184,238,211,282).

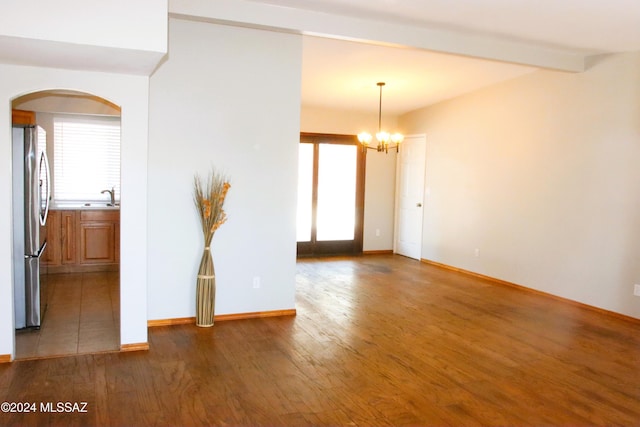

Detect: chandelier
357,82,403,153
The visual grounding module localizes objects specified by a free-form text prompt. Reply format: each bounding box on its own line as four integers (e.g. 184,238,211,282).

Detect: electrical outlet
253,276,261,289
474,248,480,257
375,229,381,237
634,284,640,296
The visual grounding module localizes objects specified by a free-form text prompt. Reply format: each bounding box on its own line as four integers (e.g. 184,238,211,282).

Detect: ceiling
244,0,640,115
301,36,537,115
4,0,639,115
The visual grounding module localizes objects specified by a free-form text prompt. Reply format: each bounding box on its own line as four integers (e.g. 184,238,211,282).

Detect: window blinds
53,115,120,203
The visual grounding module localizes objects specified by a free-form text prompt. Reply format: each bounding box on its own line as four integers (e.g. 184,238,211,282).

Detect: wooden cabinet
43,209,119,273
79,210,118,265
12,109,36,126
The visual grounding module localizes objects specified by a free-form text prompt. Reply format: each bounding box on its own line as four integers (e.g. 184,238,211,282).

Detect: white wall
0,0,166,53
0,1,167,76
147,19,301,320
301,105,397,251
0,66,150,358
401,52,640,319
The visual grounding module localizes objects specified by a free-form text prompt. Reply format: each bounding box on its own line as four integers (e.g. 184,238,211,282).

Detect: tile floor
14,271,120,360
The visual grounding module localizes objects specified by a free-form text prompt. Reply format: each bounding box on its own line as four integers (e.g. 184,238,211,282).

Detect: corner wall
401,52,640,319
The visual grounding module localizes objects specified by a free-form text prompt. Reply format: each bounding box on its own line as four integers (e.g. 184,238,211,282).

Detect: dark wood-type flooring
1,254,639,426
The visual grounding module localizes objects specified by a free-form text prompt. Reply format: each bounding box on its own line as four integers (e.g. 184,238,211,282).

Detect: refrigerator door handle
39,150,51,226
37,240,47,258
24,240,47,259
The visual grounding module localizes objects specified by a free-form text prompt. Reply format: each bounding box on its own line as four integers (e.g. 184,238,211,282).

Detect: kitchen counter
50,202,120,211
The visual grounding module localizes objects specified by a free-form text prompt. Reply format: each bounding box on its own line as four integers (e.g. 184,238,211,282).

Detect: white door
395,134,426,260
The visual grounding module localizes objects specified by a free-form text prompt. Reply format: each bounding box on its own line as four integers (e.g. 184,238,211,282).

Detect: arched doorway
11,89,121,359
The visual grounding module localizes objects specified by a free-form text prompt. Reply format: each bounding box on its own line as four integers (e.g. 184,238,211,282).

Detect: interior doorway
296,133,365,256
11,90,121,359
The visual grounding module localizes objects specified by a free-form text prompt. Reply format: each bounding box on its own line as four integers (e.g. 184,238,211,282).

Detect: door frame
297,132,366,256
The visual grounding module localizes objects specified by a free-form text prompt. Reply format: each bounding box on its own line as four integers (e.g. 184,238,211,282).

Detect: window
53,115,120,203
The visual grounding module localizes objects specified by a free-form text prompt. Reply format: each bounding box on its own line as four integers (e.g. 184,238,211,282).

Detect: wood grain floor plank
2,254,640,426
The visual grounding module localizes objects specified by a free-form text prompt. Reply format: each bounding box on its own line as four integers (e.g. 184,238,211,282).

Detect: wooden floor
14,272,120,359
1,254,639,426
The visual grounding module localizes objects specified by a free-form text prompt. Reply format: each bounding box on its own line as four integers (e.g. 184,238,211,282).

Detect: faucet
101,187,115,206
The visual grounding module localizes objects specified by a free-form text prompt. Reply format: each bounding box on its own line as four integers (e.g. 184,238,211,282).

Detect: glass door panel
317,144,356,241
296,143,314,242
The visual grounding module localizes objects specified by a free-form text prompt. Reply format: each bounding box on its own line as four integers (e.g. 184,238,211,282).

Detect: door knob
416,203,422,207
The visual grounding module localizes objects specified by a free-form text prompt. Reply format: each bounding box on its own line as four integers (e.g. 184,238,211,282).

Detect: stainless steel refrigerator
12,125,50,329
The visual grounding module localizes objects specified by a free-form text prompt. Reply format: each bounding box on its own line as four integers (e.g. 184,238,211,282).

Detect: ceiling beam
169,0,586,72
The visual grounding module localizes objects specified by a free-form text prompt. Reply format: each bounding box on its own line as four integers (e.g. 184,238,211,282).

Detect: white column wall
146,19,302,320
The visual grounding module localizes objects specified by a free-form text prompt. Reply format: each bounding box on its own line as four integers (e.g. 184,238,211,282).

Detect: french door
297,133,365,256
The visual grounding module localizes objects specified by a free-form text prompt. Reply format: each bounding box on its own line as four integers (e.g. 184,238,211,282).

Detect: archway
11,89,121,359
0,67,150,362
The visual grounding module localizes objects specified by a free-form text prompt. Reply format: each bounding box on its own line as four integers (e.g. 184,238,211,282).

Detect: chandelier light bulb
391,133,404,144
358,132,373,145
376,131,390,144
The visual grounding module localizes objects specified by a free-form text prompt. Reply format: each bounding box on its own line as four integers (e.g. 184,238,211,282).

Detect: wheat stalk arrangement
194,170,230,244
193,169,230,326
